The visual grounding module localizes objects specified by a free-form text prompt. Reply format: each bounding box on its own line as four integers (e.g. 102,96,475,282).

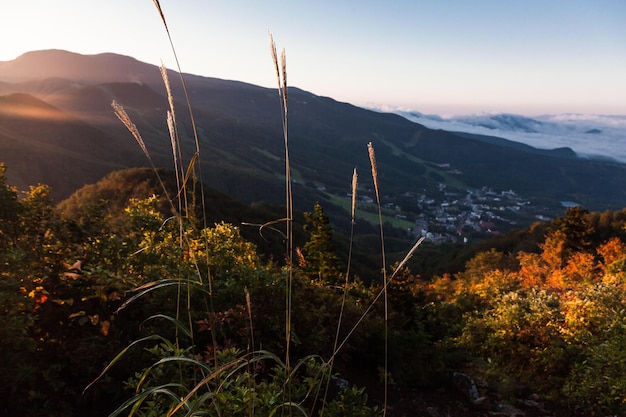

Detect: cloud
393,110,626,163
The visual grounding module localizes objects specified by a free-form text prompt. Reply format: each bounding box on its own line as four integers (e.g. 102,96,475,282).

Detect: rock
425,406,440,417
472,396,490,409
451,371,481,402
490,401,525,417
326,376,349,401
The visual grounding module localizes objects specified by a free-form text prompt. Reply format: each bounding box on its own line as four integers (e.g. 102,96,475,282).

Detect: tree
302,202,341,284
550,206,596,253
459,249,512,285
0,163,20,248
597,237,626,266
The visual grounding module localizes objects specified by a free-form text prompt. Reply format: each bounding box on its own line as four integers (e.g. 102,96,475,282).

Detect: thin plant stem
162,62,188,350
329,237,425,362
318,168,358,417
367,141,388,416
152,0,221,368
269,30,293,416
333,168,357,357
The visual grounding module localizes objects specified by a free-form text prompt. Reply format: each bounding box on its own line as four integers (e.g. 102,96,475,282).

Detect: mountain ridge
0,91,141,194
1,49,625,224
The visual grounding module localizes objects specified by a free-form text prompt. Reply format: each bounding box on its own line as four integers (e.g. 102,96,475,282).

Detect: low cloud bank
394,110,626,163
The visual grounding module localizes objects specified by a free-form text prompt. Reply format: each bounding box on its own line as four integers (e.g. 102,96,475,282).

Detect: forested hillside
2,162,626,416
3,50,626,215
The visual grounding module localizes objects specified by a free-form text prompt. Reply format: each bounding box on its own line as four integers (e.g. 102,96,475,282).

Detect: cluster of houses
366,184,554,244
411,185,537,243
330,158,578,243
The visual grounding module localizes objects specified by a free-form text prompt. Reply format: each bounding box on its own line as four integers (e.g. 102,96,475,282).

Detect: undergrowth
83,1,426,416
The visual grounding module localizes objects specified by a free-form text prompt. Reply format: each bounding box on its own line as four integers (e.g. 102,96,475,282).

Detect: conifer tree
551,206,596,253
302,202,341,284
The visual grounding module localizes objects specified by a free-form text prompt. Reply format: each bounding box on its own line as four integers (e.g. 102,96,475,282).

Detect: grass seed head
351,168,358,221
111,100,148,158
160,63,176,124
367,142,380,201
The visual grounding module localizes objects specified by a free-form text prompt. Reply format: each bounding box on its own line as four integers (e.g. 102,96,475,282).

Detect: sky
1,0,625,116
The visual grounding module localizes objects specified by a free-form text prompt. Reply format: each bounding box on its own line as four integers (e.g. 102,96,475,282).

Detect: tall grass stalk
317,167,359,417
333,168,358,354
153,0,203,232
152,0,208,261
161,63,190,348
94,5,428,415
152,0,224,368
269,32,294,379
328,236,426,360
111,96,195,380
105,0,223,398
367,141,389,416
161,62,187,220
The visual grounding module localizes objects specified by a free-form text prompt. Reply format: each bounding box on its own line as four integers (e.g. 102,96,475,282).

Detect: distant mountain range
1,49,626,221
395,111,626,163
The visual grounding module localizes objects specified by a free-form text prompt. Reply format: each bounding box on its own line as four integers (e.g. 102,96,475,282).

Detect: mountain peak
0,49,157,84
0,92,70,121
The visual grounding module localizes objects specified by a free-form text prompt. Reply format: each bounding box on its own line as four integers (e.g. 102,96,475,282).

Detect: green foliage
550,206,596,253
449,214,626,413
7,153,626,416
302,202,341,284
461,289,570,394
561,283,626,415
97,326,380,417
73,191,376,415
323,384,381,417
563,334,626,415
198,221,260,278
0,163,20,247
0,176,125,416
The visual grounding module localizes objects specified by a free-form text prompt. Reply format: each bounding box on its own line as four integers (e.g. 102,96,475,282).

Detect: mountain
396,111,626,163
1,49,626,221
0,92,142,194
0,49,164,84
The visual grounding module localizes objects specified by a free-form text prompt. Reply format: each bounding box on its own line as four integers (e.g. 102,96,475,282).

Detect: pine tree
302,202,341,284
551,206,596,253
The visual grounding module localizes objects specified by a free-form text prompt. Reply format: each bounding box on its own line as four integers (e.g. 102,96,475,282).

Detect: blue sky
2,0,625,116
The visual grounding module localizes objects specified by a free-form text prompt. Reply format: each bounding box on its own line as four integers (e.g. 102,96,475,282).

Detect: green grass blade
83,334,165,393
142,313,193,340
109,384,188,417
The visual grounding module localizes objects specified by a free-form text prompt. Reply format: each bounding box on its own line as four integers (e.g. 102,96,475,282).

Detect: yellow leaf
68,311,86,319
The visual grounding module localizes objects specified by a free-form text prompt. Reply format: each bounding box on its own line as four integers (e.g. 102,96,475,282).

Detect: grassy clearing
326,193,416,230
252,146,281,160
377,136,466,189
274,166,305,185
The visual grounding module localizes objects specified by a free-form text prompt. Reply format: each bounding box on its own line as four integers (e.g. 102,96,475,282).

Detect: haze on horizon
1,0,625,117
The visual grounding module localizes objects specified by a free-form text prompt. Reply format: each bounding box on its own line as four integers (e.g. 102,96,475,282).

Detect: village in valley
408,185,543,244
351,182,566,245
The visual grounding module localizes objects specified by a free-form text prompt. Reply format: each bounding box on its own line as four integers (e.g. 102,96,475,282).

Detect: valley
2,49,626,417
1,50,626,224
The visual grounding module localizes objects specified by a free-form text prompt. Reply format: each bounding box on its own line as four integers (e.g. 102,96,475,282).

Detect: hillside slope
1,50,625,215
0,93,142,197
